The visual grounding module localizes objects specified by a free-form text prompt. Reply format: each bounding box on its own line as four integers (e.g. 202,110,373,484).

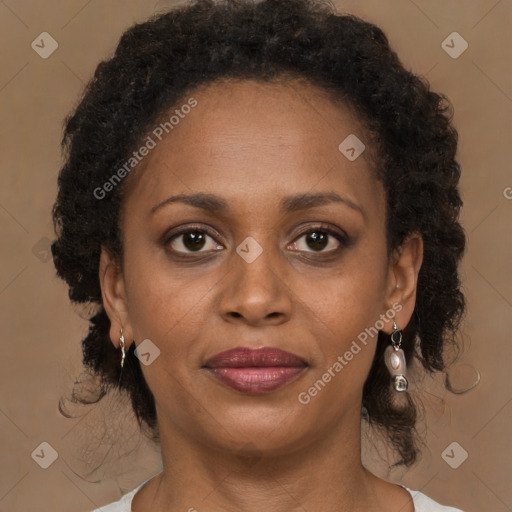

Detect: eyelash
163,223,349,258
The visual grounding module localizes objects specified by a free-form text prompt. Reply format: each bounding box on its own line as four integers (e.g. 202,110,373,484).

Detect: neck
143,403,382,512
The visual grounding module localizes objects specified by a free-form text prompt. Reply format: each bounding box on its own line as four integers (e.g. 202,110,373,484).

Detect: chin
203,407,315,457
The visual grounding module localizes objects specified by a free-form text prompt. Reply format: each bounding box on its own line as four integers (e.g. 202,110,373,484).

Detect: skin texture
99,79,422,511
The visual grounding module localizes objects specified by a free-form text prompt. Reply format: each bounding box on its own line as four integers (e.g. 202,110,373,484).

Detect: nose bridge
237,239,277,291
218,233,291,323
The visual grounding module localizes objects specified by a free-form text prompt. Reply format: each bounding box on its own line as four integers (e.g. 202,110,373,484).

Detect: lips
203,347,308,394
204,347,307,368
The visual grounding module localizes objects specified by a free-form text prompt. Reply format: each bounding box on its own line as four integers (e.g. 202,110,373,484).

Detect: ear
98,245,134,349
382,233,423,334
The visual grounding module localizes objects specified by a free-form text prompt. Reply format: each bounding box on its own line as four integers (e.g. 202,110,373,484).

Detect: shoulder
89,480,148,512
404,487,465,512
90,481,465,512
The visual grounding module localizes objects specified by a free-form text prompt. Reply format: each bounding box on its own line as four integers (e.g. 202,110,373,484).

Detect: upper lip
203,347,307,368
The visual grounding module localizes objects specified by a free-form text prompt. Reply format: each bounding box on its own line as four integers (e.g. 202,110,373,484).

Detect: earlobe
384,233,423,333
98,246,133,348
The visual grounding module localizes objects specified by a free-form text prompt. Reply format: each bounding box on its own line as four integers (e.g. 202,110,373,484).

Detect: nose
217,242,292,327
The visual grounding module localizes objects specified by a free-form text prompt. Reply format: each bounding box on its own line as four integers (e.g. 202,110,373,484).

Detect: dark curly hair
52,0,465,469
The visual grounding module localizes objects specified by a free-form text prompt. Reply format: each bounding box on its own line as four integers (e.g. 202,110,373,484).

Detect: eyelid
288,224,349,252
163,223,224,247
160,227,220,262
163,222,350,257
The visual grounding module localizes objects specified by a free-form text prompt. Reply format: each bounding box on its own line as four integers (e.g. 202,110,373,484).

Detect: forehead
122,78,384,221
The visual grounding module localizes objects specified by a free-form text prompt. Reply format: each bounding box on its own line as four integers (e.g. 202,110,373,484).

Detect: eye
166,227,224,254
288,226,347,253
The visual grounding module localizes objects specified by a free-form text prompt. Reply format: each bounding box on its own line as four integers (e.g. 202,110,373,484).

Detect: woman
51,0,466,510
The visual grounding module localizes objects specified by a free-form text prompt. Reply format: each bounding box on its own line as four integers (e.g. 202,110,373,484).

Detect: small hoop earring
384,321,408,392
119,328,126,368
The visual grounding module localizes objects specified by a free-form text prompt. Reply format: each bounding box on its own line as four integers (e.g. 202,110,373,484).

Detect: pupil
184,231,205,251
307,232,327,251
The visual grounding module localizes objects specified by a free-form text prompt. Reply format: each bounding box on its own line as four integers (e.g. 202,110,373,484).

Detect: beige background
0,1,511,511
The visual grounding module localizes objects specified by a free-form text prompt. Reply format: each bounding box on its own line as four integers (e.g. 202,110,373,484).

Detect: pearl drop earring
384,321,408,392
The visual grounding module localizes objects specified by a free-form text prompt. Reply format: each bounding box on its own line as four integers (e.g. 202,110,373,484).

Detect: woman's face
101,79,419,456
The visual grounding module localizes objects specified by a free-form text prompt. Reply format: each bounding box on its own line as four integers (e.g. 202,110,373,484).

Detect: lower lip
205,366,307,394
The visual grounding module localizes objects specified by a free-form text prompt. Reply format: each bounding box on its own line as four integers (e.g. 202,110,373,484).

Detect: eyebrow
150,191,365,218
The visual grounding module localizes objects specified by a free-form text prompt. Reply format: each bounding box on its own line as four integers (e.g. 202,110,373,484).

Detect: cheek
126,265,211,346
295,277,383,414
299,251,388,384
122,245,228,385
308,256,387,336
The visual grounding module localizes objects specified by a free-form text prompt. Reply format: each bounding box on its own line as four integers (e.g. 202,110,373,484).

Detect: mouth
203,347,308,395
